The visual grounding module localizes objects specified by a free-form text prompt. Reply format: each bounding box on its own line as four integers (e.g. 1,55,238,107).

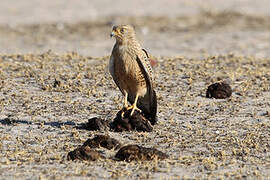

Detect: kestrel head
110,25,136,43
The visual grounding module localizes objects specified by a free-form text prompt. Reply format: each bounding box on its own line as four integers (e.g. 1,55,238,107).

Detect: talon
128,94,141,116
130,106,141,116
121,110,125,118
120,92,142,117
127,105,141,116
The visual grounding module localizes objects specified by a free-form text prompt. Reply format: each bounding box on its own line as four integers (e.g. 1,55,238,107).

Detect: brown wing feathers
135,55,157,125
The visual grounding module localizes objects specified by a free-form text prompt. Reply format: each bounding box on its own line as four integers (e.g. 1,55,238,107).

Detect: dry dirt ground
0,1,270,179
0,52,269,179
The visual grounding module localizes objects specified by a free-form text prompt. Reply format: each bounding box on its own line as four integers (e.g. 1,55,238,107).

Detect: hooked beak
110,31,115,38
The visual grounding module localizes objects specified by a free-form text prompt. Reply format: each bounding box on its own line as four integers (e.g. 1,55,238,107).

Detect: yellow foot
126,105,142,116
121,106,128,117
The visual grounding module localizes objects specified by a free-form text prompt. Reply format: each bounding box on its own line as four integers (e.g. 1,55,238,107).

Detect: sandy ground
0,0,270,179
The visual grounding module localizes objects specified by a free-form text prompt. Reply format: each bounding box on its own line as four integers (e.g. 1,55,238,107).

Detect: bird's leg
127,94,142,116
123,91,128,109
121,91,129,117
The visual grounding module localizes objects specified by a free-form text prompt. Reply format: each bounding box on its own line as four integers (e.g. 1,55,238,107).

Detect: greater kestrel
109,25,157,125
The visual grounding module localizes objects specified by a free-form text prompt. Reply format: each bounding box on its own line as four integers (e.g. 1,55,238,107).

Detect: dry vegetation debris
0,51,269,178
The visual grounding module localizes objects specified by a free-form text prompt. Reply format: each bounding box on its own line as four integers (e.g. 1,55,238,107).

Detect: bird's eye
120,28,124,33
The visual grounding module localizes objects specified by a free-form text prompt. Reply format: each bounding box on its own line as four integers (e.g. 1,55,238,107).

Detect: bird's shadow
44,121,76,128
0,118,32,125
0,117,76,128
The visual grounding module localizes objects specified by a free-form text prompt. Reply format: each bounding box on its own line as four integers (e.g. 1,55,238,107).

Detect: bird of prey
109,25,157,125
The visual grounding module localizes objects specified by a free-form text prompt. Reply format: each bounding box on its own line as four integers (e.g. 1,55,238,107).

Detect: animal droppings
115,144,168,162
110,109,153,132
83,135,122,150
67,146,102,161
206,82,232,99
